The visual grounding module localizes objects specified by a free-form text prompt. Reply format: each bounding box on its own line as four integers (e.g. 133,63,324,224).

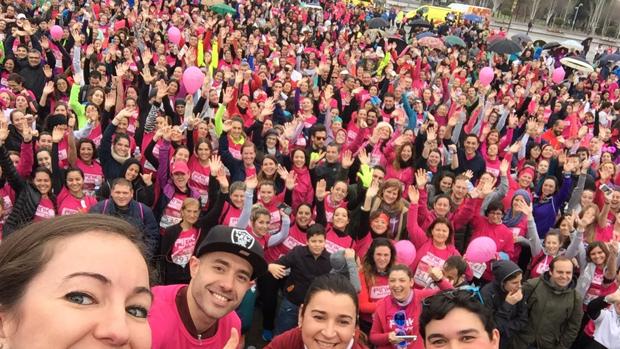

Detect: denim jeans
274,297,299,335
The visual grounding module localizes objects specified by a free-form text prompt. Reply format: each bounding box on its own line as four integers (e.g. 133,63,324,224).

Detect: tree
529,0,542,21
586,0,611,34
491,0,504,14
545,0,557,26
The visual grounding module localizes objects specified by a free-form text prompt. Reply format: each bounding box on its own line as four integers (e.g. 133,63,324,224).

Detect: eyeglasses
314,136,326,140
422,287,484,307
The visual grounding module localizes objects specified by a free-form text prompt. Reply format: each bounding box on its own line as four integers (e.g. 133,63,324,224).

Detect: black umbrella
598,54,620,65
511,33,532,47
388,36,408,54
542,41,561,50
409,18,432,28
488,39,522,55
532,39,546,47
367,17,389,29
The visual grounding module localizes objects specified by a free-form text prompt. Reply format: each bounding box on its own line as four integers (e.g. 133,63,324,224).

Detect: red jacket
265,327,369,349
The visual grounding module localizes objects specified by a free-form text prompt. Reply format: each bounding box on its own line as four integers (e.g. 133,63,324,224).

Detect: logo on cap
231,229,255,249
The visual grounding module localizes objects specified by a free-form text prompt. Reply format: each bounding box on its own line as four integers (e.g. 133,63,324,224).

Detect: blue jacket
89,199,159,259
533,174,572,238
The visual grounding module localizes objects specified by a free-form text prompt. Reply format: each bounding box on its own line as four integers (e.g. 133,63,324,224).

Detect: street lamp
571,3,583,30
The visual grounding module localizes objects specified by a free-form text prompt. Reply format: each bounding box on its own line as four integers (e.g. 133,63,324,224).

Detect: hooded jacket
480,260,528,349
511,271,583,349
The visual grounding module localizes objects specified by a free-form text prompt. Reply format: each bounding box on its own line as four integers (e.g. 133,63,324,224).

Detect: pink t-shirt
170,227,200,268
34,197,56,221
57,188,97,216
76,159,104,196
149,284,241,349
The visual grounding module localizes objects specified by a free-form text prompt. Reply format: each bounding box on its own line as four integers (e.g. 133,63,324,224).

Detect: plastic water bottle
94,177,101,192
134,146,141,158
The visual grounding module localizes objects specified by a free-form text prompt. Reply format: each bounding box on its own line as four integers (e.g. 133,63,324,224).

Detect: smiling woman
265,274,369,349
0,214,153,348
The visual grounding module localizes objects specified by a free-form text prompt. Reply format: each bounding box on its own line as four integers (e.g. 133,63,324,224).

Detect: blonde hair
181,198,200,211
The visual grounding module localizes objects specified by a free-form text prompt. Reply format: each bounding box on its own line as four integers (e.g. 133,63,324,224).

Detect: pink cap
171,161,189,175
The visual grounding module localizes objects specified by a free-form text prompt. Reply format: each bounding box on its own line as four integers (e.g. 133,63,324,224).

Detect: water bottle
134,146,141,158
94,177,101,192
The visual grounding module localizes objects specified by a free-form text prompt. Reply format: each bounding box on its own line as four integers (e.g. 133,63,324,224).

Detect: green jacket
510,272,583,349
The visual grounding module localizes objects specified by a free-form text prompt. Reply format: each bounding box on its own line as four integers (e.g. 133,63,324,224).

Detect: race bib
468,261,487,279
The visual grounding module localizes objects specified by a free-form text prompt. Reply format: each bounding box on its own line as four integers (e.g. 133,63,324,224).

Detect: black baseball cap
195,225,267,280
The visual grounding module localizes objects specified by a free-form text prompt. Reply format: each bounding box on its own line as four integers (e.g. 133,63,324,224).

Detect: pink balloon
479,67,494,86
50,25,63,41
552,67,566,84
183,67,205,94
167,26,181,46
464,237,497,263
394,240,417,266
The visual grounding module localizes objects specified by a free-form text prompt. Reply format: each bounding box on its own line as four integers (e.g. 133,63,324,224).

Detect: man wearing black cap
149,225,268,348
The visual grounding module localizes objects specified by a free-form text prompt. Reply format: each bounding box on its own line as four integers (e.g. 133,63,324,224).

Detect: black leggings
257,272,282,331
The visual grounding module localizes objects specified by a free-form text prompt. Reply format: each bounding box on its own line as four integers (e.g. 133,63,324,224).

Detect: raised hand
245,175,258,190
341,150,354,169
499,159,509,175
415,168,428,189
209,155,222,174
43,65,53,79
315,179,329,201
43,81,55,95
366,180,380,198
222,87,234,105
357,148,370,165
408,185,420,204
51,125,65,143
22,124,33,143
140,173,153,186
285,172,297,190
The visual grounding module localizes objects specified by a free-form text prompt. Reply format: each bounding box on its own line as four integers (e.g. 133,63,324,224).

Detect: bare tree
587,0,611,34
545,0,557,25
529,0,542,21
491,0,504,14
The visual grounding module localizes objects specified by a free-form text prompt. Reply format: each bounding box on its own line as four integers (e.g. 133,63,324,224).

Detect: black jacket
481,260,528,349
96,158,155,207
0,143,54,237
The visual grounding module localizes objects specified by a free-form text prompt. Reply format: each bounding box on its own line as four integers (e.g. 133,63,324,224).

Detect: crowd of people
0,0,620,347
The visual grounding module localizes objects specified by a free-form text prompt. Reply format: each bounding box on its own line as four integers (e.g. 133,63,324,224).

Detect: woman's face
487,144,498,157
293,150,306,168
581,190,594,207
299,290,357,349
114,138,131,157
332,208,349,230
439,177,453,193
174,148,190,163
530,146,541,159
433,197,451,217
56,79,68,92
125,164,140,182
487,131,499,145
518,173,533,188
241,146,256,165
541,146,554,159
230,189,245,209
262,158,277,176
196,143,211,161
400,145,412,162
253,214,270,237
537,160,549,175
373,246,391,272
541,179,556,197
91,90,104,106
0,92,11,106
15,95,28,110
296,205,312,228
431,223,450,245
589,246,607,266
370,217,388,235
331,183,348,203
388,270,413,302
544,234,561,256
66,171,84,194
258,184,275,204
182,203,200,225
79,142,94,162
34,171,52,195
427,151,440,167
382,186,399,205
37,151,52,170
0,232,151,348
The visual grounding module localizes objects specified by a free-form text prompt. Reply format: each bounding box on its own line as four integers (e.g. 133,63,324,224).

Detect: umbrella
300,2,322,10
364,29,387,42
488,39,522,55
415,31,435,40
409,18,432,28
542,41,560,50
388,36,408,54
511,33,532,47
560,56,594,73
444,35,466,48
367,17,389,29
598,54,620,65
209,3,236,15
532,39,546,47
487,32,506,43
462,13,483,22
418,36,446,50
560,39,583,51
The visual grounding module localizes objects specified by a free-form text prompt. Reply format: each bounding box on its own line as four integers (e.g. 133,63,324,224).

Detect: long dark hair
363,237,396,287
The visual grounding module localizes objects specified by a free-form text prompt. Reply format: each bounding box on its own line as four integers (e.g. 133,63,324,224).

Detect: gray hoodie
330,250,361,293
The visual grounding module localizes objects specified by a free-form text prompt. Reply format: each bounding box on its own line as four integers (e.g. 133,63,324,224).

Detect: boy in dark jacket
481,260,528,349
